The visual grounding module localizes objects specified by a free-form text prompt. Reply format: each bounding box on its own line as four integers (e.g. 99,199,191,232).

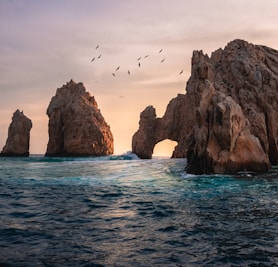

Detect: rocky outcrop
45,80,113,156
132,39,278,174
1,110,32,156
132,94,189,159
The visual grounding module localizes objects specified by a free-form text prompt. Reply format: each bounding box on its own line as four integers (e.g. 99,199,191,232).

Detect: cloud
1,0,278,154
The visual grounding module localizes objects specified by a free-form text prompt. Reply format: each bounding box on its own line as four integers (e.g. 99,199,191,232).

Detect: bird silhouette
128,70,130,75
159,49,163,53
144,55,149,58
97,54,101,59
160,58,165,63
137,57,141,61
91,57,95,62
96,45,99,49
179,70,183,75
138,62,141,67
116,66,120,71
112,73,116,77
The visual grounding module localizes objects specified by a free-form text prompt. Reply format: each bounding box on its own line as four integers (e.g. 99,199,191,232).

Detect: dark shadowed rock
1,109,32,156
132,105,157,159
132,39,278,174
45,80,113,156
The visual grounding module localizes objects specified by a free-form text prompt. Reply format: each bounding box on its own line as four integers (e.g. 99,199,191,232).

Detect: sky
1,0,278,156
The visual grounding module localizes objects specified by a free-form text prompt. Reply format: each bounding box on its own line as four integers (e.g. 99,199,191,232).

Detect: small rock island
1,109,32,156
45,80,114,156
133,39,278,174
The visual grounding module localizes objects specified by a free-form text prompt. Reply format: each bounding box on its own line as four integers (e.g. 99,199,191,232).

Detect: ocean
0,155,278,266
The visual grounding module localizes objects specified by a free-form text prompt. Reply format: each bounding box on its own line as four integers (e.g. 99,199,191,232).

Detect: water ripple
0,157,278,266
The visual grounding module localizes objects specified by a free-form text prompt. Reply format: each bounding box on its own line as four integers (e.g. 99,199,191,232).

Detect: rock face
1,110,32,156
132,39,278,174
45,80,113,156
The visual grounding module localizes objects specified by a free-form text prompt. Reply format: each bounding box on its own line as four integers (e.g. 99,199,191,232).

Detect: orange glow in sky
1,0,278,156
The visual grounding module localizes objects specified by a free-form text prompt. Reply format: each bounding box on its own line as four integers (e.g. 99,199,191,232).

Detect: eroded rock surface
1,110,32,156
132,39,278,174
45,80,113,156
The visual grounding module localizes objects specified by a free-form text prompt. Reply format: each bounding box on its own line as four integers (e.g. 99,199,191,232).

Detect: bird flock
90,44,101,63
90,44,185,78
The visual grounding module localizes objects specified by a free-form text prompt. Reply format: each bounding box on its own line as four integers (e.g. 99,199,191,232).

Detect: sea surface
0,155,278,267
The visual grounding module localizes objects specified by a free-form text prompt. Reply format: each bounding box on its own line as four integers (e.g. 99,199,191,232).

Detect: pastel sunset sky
1,0,278,156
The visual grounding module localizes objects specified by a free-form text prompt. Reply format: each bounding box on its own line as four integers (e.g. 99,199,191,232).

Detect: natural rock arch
132,39,278,174
132,102,187,159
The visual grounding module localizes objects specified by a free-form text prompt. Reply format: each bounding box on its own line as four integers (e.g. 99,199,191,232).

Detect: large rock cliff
45,80,114,156
1,109,32,156
132,39,278,174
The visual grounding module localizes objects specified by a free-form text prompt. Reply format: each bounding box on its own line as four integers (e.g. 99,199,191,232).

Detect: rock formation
1,109,32,156
132,39,278,174
45,80,113,156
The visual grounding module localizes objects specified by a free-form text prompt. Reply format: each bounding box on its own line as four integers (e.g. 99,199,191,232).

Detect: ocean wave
1,156,278,266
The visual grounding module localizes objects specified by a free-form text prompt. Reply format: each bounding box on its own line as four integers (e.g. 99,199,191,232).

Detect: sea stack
132,39,278,174
45,80,114,156
1,109,32,156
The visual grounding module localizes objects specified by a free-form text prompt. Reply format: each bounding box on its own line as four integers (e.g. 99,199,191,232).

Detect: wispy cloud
0,0,278,154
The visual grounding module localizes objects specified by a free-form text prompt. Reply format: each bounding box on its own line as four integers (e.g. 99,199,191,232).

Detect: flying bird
112,73,116,77
128,70,130,75
159,49,163,53
116,66,120,71
179,70,184,75
91,57,95,62
96,45,99,49
144,55,149,58
138,62,141,67
137,57,141,61
160,58,165,63
97,54,101,59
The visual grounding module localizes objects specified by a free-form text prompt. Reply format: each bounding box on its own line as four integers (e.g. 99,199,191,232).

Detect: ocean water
0,155,278,267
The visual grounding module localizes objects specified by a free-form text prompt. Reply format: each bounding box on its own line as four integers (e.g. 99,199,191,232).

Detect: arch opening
153,139,178,158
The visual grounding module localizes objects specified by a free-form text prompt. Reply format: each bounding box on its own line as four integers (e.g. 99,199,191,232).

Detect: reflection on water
0,157,278,266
